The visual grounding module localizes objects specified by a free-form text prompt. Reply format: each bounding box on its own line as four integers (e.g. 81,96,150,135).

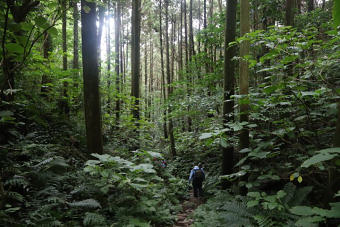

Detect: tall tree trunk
81,0,103,154
218,0,223,14
179,0,183,82
239,0,250,149
171,16,176,89
198,0,201,54
106,0,111,109
307,0,314,12
335,103,340,147
189,0,195,58
165,0,176,157
41,33,52,95
131,0,141,127
144,38,148,118
149,38,153,120
97,5,105,70
285,0,295,26
159,0,168,139
1,1,39,101
184,0,192,131
73,0,79,85
115,1,121,124
62,0,69,115
120,14,124,85
1,6,12,102
204,0,209,76
209,0,214,22
62,0,67,71
222,0,237,180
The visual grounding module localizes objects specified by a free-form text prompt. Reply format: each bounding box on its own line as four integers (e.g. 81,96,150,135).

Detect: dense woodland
1,0,340,226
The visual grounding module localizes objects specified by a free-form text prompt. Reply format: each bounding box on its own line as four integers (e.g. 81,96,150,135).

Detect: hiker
188,163,205,197
161,159,167,168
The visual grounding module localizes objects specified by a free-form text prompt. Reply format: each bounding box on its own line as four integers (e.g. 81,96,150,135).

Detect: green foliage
333,0,340,27
193,190,297,227
301,147,340,168
82,151,185,226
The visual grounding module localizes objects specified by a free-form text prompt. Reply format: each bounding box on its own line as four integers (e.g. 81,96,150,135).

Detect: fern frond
5,176,29,188
289,186,313,207
83,212,106,226
254,215,276,227
282,183,296,205
68,199,102,209
33,157,54,168
7,191,24,202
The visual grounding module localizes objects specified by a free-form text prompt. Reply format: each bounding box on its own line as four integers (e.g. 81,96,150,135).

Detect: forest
0,0,340,226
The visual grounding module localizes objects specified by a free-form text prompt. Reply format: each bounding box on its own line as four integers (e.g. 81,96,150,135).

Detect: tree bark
1,1,39,101
131,0,141,126
307,0,314,12
159,0,168,139
189,0,195,58
81,0,103,154
285,0,295,26
61,0,70,115
73,0,79,82
41,32,52,96
144,38,148,118
184,0,192,131
115,1,121,123
165,0,176,157
222,0,237,178
149,38,153,120
335,103,340,147
106,0,111,108
97,5,105,70
239,0,250,149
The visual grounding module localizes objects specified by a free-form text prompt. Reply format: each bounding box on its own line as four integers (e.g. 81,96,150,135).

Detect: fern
83,212,107,226
33,157,54,168
289,186,313,207
254,215,276,227
5,176,29,188
68,199,102,209
7,191,25,202
282,182,296,206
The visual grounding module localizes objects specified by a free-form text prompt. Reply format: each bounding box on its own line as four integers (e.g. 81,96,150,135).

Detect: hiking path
173,192,204,227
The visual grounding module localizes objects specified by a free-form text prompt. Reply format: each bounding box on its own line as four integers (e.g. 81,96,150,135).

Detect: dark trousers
192,180,203,197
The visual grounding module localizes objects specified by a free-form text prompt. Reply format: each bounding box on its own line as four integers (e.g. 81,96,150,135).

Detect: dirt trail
173,193,204,227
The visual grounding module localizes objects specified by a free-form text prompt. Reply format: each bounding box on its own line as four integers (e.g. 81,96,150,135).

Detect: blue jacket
188,166,205,184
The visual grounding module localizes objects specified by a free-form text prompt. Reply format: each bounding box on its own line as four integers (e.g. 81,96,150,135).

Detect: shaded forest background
1,0,340,226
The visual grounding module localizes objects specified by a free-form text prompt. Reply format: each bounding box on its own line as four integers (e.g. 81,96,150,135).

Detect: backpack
193,169,204,182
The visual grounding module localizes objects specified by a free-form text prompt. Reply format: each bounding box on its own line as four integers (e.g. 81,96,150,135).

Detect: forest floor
173,192,204,227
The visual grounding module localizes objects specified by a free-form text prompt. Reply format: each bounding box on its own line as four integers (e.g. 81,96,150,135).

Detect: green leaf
247,191,260,198
6,43,24,54
290,206,314,216
34,16,49,29
247,200,259,208
0,110,13,117
295,216,324,226
68,199,102,209
199,132,213,140
48,27,58,36
301,91,316,96
335,190,340,197
316,147,340,154
301,153,337,168
333,0,340,27
276,190,286,199
220,138,228,148
132,164,156,173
